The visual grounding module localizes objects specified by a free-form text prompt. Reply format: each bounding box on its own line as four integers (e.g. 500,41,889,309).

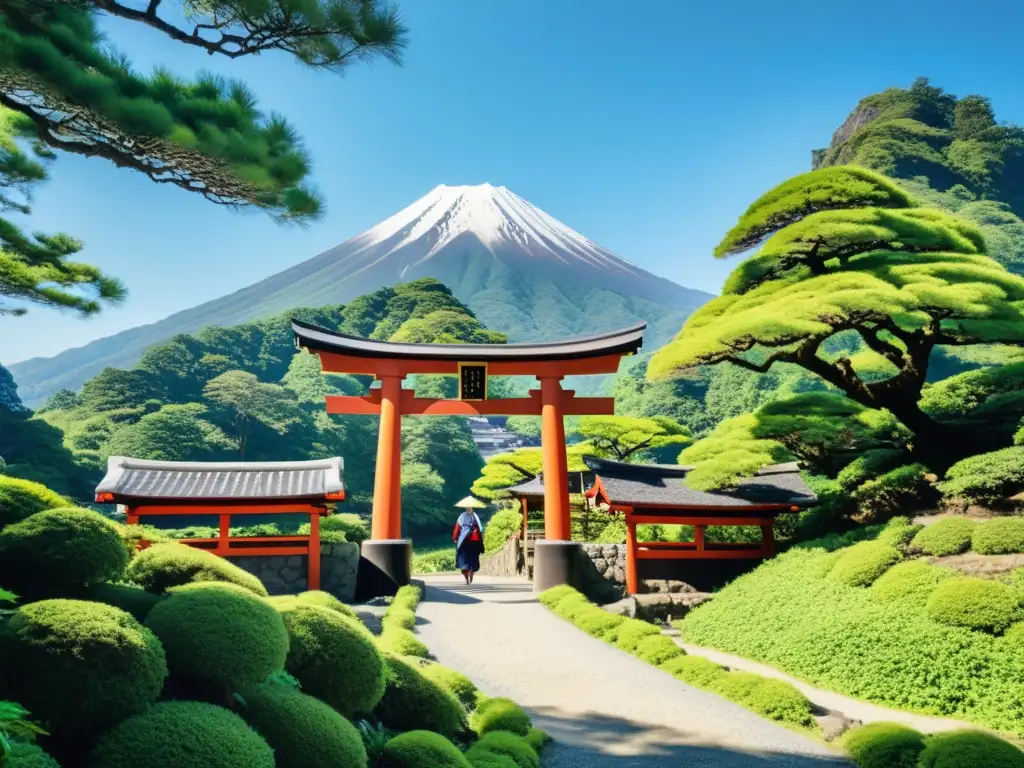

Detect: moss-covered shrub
379,731,470,768
282,602,386,717
466,732,539,768
415,659,480,710
144,581,287,691
465,754,517,768
660,655,725,688
551,593,592,622
392,584,423,611
938,446,1024,507
538,585,578,609
383,606,418,631
972,518,1024,555
827,540,902,587
634,634,684,665
575,608,626,639
470,697,531,737
0,476,69,529
524,728,550,753
841,722,925,768
125,542,268,595
0,508,128,597
84,581,166,622
6,740,61,768
0,599,166,738
379,626,430,658
240,681,368,768
918,729,1024,768
294,589,358,619
484,508,520,553
730,676,814,728
869,560,957,604
878,519,924,549
321,512,370,544
910,517,976,556
375,654,468,739
613,618,661,652
91,701,274,768
925,577,1023,633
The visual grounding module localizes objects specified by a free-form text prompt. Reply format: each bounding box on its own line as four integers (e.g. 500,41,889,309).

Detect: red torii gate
292,319,645,594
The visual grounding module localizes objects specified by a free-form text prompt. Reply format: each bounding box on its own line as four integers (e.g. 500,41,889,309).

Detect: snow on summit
350,183,639,274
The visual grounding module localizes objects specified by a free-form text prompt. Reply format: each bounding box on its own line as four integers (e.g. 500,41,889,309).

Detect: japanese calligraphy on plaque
458,363,488,401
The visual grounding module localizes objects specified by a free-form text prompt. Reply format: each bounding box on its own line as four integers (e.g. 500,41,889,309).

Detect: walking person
452,496,486,585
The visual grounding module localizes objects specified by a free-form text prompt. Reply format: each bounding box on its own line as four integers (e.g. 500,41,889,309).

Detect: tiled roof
507,471,593,497
584,455,815,509
293,319,646,362
96,456,344,502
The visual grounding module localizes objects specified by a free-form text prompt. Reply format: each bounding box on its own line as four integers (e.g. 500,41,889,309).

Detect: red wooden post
539,375,570,541
218,514,230,555
371,374,404,540
521,496,529,540
761,523,774,557
308,511,321,591
694,524,706,552
625,510,639,595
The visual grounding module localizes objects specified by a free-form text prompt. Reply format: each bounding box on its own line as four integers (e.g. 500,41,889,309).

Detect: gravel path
416,574,850,767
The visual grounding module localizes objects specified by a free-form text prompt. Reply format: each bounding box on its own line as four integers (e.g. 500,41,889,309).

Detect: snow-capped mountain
10,184,710,406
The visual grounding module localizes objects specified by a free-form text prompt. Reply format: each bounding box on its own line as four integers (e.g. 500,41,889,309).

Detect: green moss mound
84,582,166,622
827,540,902,587
320,513,370,544
6,740,61,768
91,701,274,768
392,584,423,611
415,659,480,710
145,581,287,690
660,655,726,688
466,732,539,768
466,754,517,768
925,577,1023,633
634,634,684,665
294,589,358,619
918,730,1024,768
379,626,430,658
470,697,531,737
375,654,467,739
869,561,956,604
125,542,268,595
0,599,166,738
240,681,368,768
281,602,386,717
383,606,418,631
841,722,925,768
0,508,128,597
972,518,1024,555
910,517,977,556
613,619,661,652
379,731,471,768
538,585,578,608
0,475,69,529
524,728,550,753
575,609,626,639
709,672,814,728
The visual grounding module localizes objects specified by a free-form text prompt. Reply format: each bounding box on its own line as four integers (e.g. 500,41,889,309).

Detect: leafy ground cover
680,521,1024,737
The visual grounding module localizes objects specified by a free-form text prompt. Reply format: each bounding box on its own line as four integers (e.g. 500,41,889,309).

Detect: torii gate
292,319,645,595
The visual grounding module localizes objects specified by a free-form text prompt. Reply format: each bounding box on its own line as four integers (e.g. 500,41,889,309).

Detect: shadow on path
423,581,537,605
529,707,850,768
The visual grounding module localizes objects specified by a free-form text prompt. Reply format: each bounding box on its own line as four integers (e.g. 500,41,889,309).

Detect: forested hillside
0,279,493,535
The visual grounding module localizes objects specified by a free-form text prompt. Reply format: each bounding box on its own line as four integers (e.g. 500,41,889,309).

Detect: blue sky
4,0,1024,364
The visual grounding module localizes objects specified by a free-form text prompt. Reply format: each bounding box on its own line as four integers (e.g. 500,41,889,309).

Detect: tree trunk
881,397,1004,473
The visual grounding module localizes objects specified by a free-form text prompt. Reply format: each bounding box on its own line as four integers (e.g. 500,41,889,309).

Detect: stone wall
580,543,627,584
478,536,524,578
233,541,359,601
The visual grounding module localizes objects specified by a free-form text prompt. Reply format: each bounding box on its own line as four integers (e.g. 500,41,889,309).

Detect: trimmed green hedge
415,659,480,710
379,626,431,658
827,540,902,587
918,729,1024,768
0,599,166,738
375,654,468,739
910,518,976,556
524,728,550,753
869,560,956,604
280,602,387,717
6,740,62,768
383,607,418,631
613,619,661,652
0,476,69,529
379,730,470,768
634,634,684,665
145,581,288,691
925,577,1023,633
470,697,531,737
841,722,925,768
709,673,814,728
660,655,725,688
465,732,539,768
392,585,423,612
0,508,128,597
91,701,274,768
126,542,268,595
483,508,520,553
972,518,1024,555
679,543,1024,735
294,589,358,619
320,513,370,544
240,681,368,768
84,581,166,622
938,446,1024,507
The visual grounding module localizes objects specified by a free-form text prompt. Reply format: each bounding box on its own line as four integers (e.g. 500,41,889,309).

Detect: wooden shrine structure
508,471,595,543
95,456,345,591
584,456,816,594
292,319,646,593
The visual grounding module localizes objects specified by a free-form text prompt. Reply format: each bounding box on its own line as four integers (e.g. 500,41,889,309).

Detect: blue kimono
453,511,484,572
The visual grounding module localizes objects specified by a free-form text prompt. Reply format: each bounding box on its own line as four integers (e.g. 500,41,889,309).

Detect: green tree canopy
650,166,1024,468
575,415,690,463
0,0,405,221
202,370,302,457
469,445,590,502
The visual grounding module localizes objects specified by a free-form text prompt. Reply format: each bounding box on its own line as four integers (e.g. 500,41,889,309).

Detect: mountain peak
352,183,634,271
